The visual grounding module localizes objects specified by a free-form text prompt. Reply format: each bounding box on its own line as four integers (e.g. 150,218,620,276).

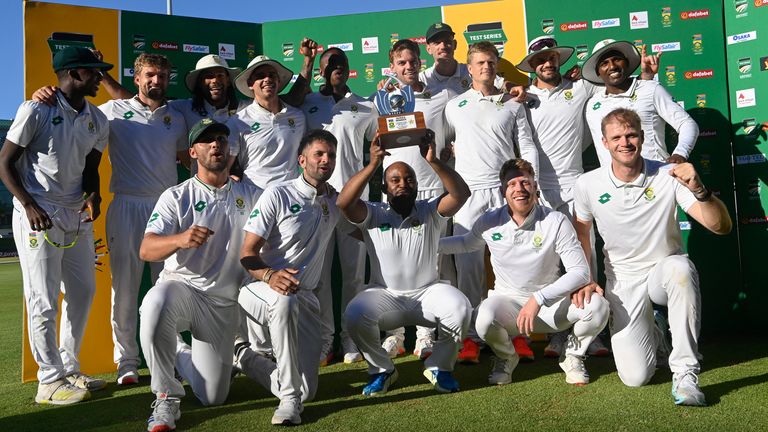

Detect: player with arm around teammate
439,158,609,386
340,132,472,395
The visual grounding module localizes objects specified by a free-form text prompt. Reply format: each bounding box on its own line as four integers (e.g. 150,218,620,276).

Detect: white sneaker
586,336,611,357
117,369,139,385
672,371,707,406
382,335,405,358
35,379,91,405
67,372,107,391
271,399,303,425
413,335,435,360
488,355,519,385
342,337,363,364
544,331,567,358
147,393,181,432
559,354,589,386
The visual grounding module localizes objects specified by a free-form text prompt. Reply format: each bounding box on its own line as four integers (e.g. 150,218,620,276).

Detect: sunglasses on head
529,38,557,53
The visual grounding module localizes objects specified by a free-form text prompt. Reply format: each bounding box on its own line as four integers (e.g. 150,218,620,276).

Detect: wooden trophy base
377,112,427,150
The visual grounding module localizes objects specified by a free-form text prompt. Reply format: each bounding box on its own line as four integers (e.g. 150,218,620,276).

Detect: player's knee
618,365,654,387
475,304,497,340
197,388,228,407
584,295,610,330
343,297,369,331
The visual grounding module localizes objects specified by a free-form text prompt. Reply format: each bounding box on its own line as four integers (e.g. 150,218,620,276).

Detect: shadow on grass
704,372,768,406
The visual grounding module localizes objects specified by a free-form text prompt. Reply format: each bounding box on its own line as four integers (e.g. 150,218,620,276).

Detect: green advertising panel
724,0,768,327
523,0,742,333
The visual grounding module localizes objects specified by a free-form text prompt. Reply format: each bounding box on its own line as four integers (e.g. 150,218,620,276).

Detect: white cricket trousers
476,290,609,360
607,255,702,387
139,280,237,405
107,194,163,372
345,283,471,374
238,283,323,404
13,199,95,384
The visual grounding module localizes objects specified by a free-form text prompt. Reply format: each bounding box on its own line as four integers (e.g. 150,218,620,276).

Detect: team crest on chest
461,78,470,89
643,187,656,201
235,197,245,209
163,115,172,129
321,201,329,216
410,219,423,232
532,232,544,250
630,93,638,102
564,90,574,101
308,106,319,114
288,118,296,128
88,121,95,133
350,104,358,113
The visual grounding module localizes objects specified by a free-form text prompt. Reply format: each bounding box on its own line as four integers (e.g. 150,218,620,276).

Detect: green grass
0,262,766,431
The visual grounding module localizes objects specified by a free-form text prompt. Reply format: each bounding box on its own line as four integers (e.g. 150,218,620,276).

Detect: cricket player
0,46,111,404
340,131,471,395
235,129,339,426
139,119,260,431
301,47,377,365
440,158,609,386
444,41,538,363
582,40,698,167
573,108,732,405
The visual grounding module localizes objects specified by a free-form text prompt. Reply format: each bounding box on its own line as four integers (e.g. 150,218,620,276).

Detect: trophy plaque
374,75,427,150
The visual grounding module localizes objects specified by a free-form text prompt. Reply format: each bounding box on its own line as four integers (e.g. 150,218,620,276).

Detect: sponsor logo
727,31,757,44
151,41,178,50
684,69,713,79
194,201,207,212
560,21,588,32
741,118,757,134
735,153,765,164
741,216,768,224
458,99,468,108
349,70,358,79
575,45,589,60
123,111,134,120
249,209,260,218
739,57,753,77
250,122,260,132
408,36,427,44
491,232,503,241
380,67,392,76
328,42,353,52
652,42,681,52
282,42,294,58
680,9,710,19
218,43,235,60
598,193,611,204
696,94,707,107
736,88,756,107
734,0,749,14
51,116,62,125
362,37,379,54
592,18,621,29
592,101,602,110
289,204,302,214
760,56,768,70
629,11,649,29
679,221,691,231
379,223,392,232
542,19,554,34
756,0,768,7
700,154,711,174
699,129,717,138
183,44,210,53
133,34,145,50
692,34,703,54
148,213,159,223
665,65,677,85
661,6,672,26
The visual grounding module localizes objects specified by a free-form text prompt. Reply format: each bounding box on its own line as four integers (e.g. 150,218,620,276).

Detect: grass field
0,261,766,431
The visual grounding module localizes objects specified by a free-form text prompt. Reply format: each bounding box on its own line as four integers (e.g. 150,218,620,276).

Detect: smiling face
74,67,104,97
198,66,231,105
530,51,561,85
501,167,537,219
596,50,630,87
248,64,280,102
299,139,336,184
391,48,421,86
602,119,644,169
134,65,169,101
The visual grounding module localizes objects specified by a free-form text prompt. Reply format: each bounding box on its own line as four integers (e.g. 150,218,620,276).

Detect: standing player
440,158,609,386
139,119,260,431
301,47,378,365
583,40,698,167
444,41,538,363
235,130,339,426
99,53,189,385
340,132,471,395
574,108,731,405
0,47,111,404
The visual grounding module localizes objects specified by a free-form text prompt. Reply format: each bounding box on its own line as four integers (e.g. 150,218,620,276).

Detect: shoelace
151,396,177,416
491,357,508,374
677,371,699,387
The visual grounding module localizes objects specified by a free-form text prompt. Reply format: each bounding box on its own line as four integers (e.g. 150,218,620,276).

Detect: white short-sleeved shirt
574,159,698,279
419,63,505,95
7,93,108,209
301,91,378,196
355,197,447,293
231,101,306,190
169,97,250,157
440,205,588,305
99,97,187,197
243,176,339,291
528,78,600,191
444,89,538,190
383,83,456,194
585,78,699,167
145,177,262,304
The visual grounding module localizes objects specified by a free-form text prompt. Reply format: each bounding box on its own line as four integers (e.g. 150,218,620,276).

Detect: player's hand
299,38,318,59
229,174,241,182
564,64,582,81
80,192,101,222
571,281,604,309
90,49,105,61
668,162,704,192
516,296,541,336
32,86,58,106
368,134,389,167
24,201,52,232
666,154,687,164
440,142,454,162
268,268,300,295
420,129,437,162
377,78,398,92
504,83,528,102
640,45,661,79
176,225,214,249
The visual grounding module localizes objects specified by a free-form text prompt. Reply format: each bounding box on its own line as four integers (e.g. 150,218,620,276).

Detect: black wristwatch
694,186,712,202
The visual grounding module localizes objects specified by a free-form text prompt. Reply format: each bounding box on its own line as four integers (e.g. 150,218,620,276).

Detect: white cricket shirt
7,93,108,209
573,159,698,279
146,177,262,304
243,175,339,291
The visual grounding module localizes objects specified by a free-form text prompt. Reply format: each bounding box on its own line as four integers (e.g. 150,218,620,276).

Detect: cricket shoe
587,336,611,357
512,336,535,362
544,331,567,358
672,371,707,406
423,369,460,393
147,393,181,432
559,354,589,386
457,338,480,364
488,354,519,385
35,379,90,405
382,334,405,358
271,399,303,425
413,335,434,360
66,373,107,391
117,368,139,385
342,338,364,364
362,369,399,396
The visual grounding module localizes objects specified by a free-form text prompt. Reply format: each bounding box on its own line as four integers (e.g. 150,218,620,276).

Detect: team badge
423,91,431,99
598,193,612,204
123,111,135,120
163,115,172,129
321,202,329,216
643,187,656,201
564,90,574,101
491,232,503,241
532,232,544,249
461,78,470,89
251,122,261,132
88,121,95,133
28,232,39,249
194,201,207,212
235,197,245,209
351,105,358,112
289,203,302,214
411,219,423,232
379,223,392,232
661,6,672,27
51,116,63,125
288,118,296,128
630,93,638,102
592,102,601,110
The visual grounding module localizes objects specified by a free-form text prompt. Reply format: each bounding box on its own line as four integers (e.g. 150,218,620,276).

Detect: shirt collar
292,174,329,201
510,204,540,230
193,175,232,196
430,62,465,82
128,95,168,113
251,99,286,115
607,159,648,188
56,91,91,117
467,88,504,103
602,76,638,98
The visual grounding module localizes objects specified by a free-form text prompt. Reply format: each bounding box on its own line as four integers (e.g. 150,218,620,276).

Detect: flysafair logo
661,6,672,27
194,201,207,212
598,193,611,204
592,18,620,29
643,187,656,201
738,57,752,77
491,232,503,241
123,111,134,120
88,121,95,133
235,197,245,209
249,209,260,219
564,90,573,101
541,19,554,34
692,34,703,54
665,66,677,86
250,122,260,132
532,232,544,249
289,203,302,214
379,223,392,232
696,94,707,108
458,99,468,108
51,116,63,126
592,101,602,110
163,115,172,129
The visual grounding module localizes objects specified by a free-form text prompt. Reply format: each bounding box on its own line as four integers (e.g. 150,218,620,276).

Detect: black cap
52,46,113,72
188,119,230,147
425,22,454,43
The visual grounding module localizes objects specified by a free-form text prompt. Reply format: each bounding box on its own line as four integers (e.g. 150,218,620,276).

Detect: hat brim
426,29,455,43
189,122,230,147
56,61,114,72
582,41,640,84
235,60,293,98
185,66,240,93
516,47,575,73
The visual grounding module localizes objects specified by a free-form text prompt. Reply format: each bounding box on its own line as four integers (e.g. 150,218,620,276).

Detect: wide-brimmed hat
188,118,230,147
516,36,574,73
53,46,113,72
234,55,293,98
582,39,640,84
185,54,240,92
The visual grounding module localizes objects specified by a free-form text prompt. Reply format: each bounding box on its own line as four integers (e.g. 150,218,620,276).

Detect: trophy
374,75,427,150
